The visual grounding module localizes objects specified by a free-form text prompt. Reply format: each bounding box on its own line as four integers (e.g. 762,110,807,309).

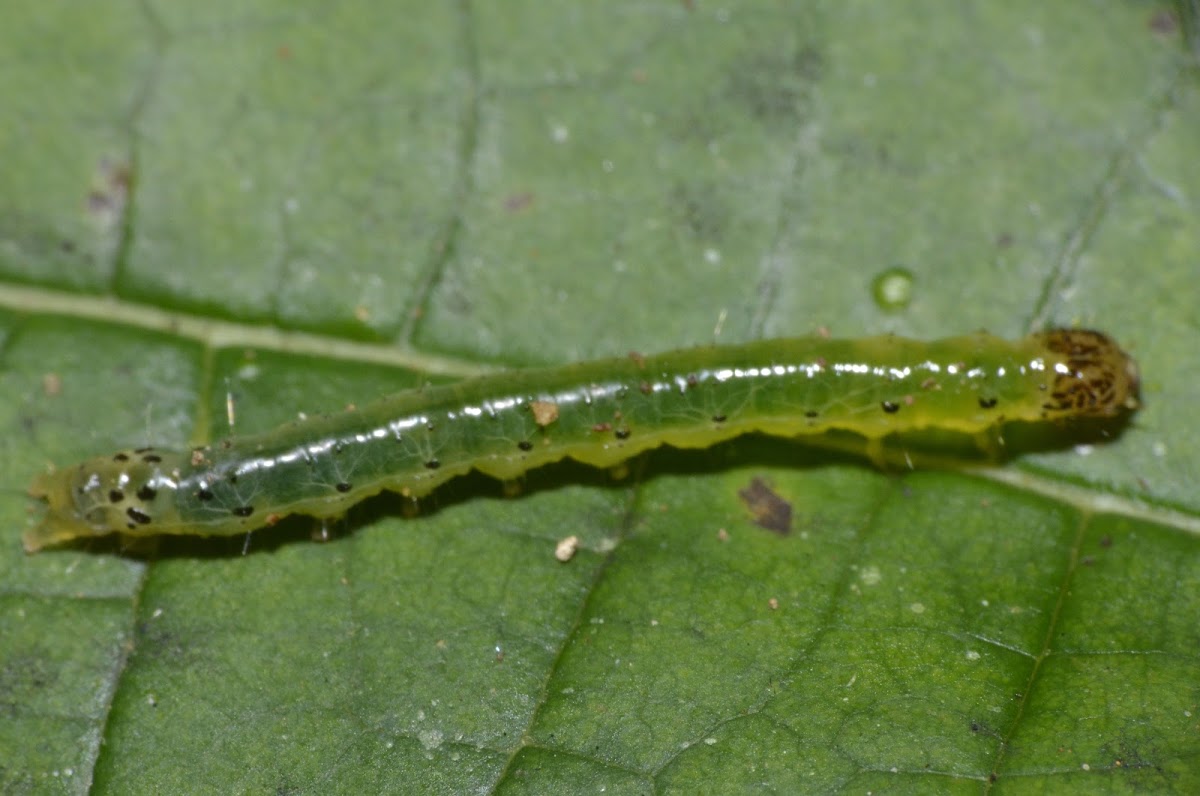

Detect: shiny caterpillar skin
26,329,1139,552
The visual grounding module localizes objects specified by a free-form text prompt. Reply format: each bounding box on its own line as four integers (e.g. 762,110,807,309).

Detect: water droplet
871,266,915,310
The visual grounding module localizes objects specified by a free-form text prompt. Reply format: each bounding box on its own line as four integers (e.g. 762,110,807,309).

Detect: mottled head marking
1037,329,1140,418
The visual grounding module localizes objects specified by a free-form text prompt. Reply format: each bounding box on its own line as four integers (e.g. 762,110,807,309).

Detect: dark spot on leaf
738,477,792,536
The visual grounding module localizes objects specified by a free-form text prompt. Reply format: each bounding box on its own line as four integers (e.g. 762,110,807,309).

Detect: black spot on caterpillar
25,329,1140,552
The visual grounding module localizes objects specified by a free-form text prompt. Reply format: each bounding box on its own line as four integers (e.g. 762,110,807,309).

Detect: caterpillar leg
118,532,161,557
402,495,421,518
863,438,919,470
609,451,653,482
310,515,351,542
865,438,888,470
973,427,1006,462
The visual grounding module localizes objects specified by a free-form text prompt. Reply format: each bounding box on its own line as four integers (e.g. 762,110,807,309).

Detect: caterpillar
26,329,1140,552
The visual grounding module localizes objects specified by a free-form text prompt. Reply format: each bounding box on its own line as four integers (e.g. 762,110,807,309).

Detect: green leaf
2,1,1198,793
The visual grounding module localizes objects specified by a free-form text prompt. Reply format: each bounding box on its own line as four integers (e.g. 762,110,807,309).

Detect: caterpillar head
1036,329,1140,419
26,447,184,552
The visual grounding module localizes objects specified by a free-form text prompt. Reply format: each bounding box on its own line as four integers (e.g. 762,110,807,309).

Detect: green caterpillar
26,329,1140,552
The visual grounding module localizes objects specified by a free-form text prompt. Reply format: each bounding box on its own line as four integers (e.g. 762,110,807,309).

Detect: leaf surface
1,2,1198,793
